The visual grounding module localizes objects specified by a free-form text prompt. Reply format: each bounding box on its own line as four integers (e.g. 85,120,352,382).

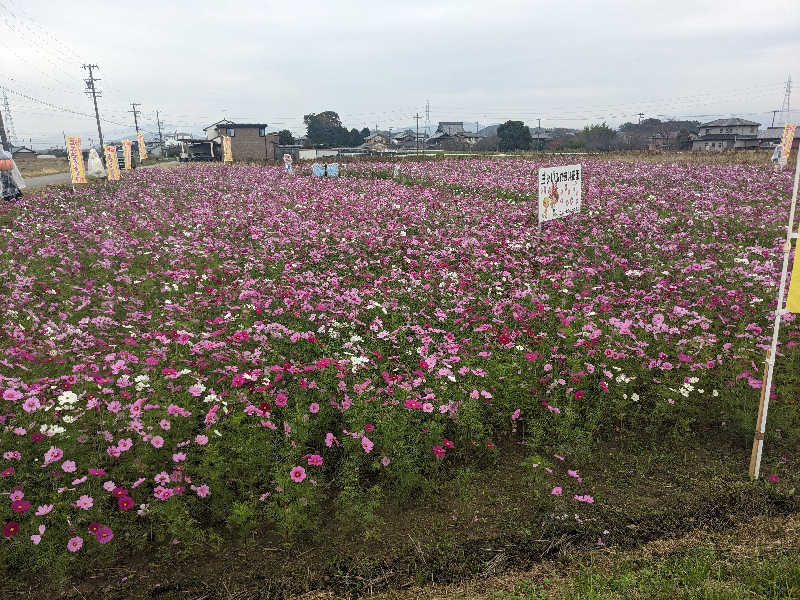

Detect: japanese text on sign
66,136,87,184
538,164,582,225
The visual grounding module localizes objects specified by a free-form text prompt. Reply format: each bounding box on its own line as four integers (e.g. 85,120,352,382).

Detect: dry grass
334,514,800,600
16,157,70,178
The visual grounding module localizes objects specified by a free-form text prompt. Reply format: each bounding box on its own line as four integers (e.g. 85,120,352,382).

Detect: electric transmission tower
779,74,791,125
2,92,16,144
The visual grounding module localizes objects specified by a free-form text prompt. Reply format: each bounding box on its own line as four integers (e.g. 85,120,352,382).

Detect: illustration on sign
311,163,325,177
538,164,582,226
326,163,339,178
283,153,293,173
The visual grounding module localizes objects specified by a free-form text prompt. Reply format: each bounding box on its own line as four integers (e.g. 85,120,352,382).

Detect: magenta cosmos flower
117,496,134,511
95,526,114,544
3,522,19,537
10,500,30,513
432,445,446,459
307,454,323,466
290,466,306,482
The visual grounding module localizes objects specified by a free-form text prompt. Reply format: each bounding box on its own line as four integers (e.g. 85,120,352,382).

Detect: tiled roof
699,118,760,127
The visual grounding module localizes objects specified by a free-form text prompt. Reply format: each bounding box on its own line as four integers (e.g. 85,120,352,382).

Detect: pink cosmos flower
187,384,204,397
61,460,76,473
172,453,186,463
67,536,83,552
43,446,63,466
0,468,14,478
361,437,374,453
442,438,454,449
103,480,117,492
195,434,208,445
432,445,446,459
154,472,170,485
159,419,171,431
3,451,20,460
74,495,94,510
117,438,133,452
89,468,106,476
309,402,320,414
11,500,30,513
768,474,780,483
9,490,23,502
307,454,323,466
35,504,53,516
381,456,391,467
150,436,164,449
422,402,434,413
551,487,563,495
22,397,40,413
511,409,521,421
2,389,23,402
195,484,210,498
290,466,306,482
325,432,337,447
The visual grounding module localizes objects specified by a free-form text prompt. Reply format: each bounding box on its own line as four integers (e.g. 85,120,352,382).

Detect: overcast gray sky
1,0,799,148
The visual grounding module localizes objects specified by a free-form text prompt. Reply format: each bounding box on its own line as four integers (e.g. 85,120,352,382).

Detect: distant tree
582,122,616,151
360,127,371,140
475,135,499,152
497,120,532,151
277,130,294,145
349,128,364,146
303,112,365,147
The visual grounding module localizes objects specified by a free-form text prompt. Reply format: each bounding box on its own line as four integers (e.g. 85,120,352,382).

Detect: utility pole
129,102,142,133
637,112,645,125
425,99,430,136
537,118,542,151
0,105,8,151
771,110,779,127
2,92,16,145
156,110,164,156
82,64,104,152
414,112,421,155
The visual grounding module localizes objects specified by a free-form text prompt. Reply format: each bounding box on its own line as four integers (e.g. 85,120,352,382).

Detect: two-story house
691,118,760,151
202,119,278,161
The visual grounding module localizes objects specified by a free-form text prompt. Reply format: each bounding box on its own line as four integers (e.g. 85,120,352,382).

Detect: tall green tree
581,122,616,151
277,130,294,145
303,111,365,147
497,120,532,151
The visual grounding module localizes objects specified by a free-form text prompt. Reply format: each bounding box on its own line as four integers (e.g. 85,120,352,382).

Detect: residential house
691,118,760,151
203,119,278,161
363,133,388,151
10,145,36,159
392,129,426,149
426,122,482,150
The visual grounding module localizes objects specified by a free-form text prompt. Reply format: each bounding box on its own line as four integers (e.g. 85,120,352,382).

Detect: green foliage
303,111,366,147
497,120,533,151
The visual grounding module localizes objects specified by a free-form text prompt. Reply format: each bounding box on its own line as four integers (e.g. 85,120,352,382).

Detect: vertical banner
222,136,233,162
104,145,120,181
137,132,148,161
787,220,800,313
122,139,133,170
538,164,582,226
66,136,87,184
779,123,796,170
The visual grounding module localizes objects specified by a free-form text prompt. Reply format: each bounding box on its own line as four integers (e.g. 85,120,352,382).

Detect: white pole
751,146,800,479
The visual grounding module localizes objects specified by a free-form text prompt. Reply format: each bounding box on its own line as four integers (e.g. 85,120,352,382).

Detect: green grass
488,547,800,600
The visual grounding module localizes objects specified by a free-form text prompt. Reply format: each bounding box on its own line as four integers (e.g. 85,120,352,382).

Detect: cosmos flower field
0,158,797,572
